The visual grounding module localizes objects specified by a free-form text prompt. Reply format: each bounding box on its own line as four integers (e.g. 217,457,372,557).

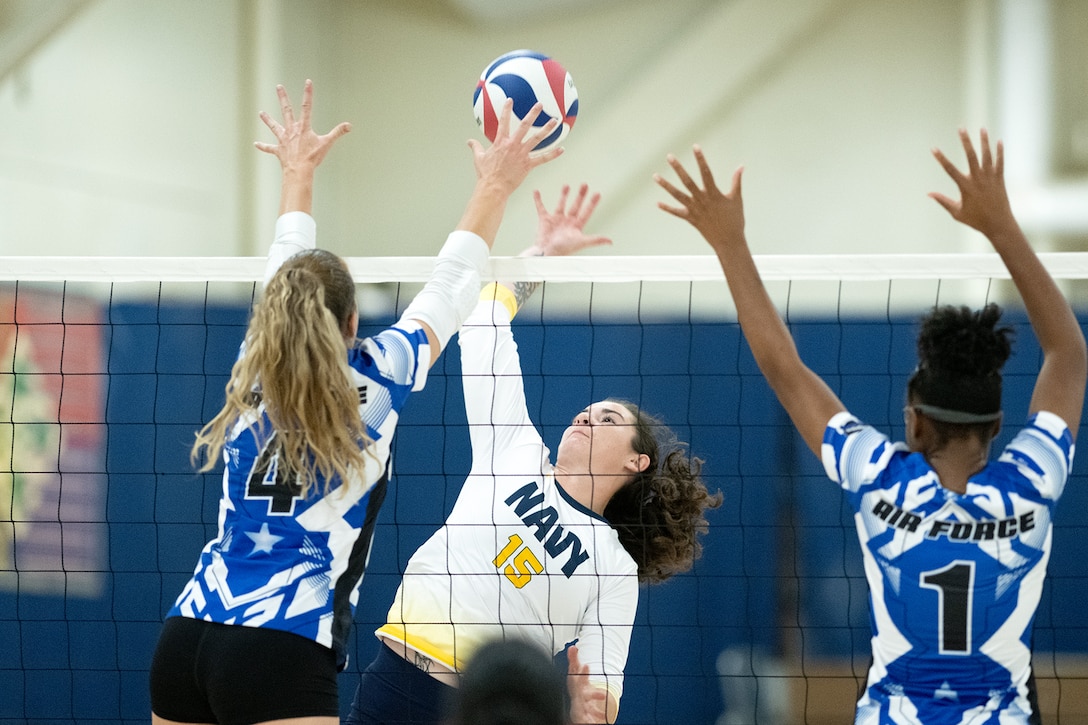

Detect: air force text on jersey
872,498,1036,541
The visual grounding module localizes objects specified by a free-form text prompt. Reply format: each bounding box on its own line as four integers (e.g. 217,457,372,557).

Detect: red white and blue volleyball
473,50,578,154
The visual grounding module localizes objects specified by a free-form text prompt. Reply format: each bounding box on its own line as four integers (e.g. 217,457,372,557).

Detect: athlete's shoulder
993,411,1076,500
350,324,430,384
821,412,909,489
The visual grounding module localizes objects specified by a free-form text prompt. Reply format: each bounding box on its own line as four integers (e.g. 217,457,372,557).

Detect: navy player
148,82,563,725
655,131,1086,724
348,185,722,725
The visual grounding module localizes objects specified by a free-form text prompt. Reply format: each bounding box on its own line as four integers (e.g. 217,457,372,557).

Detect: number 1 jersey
822,410,1074,723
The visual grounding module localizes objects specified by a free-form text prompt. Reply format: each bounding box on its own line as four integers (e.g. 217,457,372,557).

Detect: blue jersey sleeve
821,411,908,493
998,410,1074,501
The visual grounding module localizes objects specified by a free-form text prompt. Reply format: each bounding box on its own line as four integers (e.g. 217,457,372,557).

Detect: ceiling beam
526,0,860,226
0,0,95,85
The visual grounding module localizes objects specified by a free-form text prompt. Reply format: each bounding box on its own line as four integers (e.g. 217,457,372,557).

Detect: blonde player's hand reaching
254,79,351,216
458,99,562,245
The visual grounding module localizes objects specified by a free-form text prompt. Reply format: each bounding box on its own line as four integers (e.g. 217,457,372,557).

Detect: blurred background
2,0,1086,263
2,2,1088,724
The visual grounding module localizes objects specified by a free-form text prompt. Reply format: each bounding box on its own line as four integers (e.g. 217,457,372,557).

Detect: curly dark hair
907,303,1014,440
602,400,723,584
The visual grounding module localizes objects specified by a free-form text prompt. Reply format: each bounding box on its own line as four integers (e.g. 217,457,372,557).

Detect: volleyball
473,49,578,154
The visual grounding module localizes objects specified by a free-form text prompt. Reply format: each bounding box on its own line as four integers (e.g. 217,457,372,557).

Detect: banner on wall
0,286,106,597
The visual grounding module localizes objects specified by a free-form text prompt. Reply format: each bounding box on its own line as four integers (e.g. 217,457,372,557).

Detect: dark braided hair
602,400,723,584
907,303,1014,441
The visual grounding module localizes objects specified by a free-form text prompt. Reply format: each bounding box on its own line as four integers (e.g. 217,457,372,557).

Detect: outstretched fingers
532,188,550,218
552,184,572,215
321,121,353,146
927,190,959,217
258,110,280,137
526,118,563,166
298,79,319,133
654,157,696,218
958,127,982,177
692,144,721,193
276,83,295,130
667,152,700,195
254,80,351,167
931,145,967,190
656,145,746,250
978,127,992,170
492,98,516,143
575,185,601,227
654,175,691,219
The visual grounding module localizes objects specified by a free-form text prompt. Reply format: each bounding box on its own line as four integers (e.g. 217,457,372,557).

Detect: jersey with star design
166,321,431,668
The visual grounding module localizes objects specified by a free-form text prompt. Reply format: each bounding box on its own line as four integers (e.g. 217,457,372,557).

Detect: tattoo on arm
513,280,539,308
511,251,544,308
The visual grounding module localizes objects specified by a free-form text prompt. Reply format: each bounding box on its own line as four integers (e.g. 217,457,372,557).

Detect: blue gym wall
2,301,1086,724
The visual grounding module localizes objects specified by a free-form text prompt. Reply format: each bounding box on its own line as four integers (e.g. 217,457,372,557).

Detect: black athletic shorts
149,616,339,724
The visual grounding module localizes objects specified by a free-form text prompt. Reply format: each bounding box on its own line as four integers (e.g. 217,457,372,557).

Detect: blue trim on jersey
554,478,609,522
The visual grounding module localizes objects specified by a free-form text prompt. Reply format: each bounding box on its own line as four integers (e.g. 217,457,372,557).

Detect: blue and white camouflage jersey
822,410,1074,725
168,322,431,667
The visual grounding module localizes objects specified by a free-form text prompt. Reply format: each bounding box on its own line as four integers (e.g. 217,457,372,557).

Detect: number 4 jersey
822,410,1074,724
167,318,432,670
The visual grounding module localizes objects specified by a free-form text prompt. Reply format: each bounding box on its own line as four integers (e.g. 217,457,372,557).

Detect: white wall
0,0,245,257
1,0,1084,304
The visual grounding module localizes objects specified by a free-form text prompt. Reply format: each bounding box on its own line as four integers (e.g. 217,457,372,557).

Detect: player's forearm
459,299,534,430
714,241,843,453
455,179,514,248
991,225,1085,361
278,166,316,215
715,243,803,382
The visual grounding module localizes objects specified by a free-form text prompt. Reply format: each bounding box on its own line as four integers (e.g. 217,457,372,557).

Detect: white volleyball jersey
822,410,1074,724
378,299,638,704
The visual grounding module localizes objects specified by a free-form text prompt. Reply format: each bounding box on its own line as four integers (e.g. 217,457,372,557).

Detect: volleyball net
2,253,1087,724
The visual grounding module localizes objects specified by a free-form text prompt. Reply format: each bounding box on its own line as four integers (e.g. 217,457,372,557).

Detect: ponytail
192,250,372,498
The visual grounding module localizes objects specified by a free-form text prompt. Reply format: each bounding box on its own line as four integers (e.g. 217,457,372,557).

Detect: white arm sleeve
459,299,548,475
577,564,638,705
264,211,317,285
401,230,490,350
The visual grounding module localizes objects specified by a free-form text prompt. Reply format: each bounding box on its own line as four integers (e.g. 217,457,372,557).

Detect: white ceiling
443,0,625,24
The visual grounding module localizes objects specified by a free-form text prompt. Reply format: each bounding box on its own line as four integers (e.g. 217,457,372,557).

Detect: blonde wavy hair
192,249,373,498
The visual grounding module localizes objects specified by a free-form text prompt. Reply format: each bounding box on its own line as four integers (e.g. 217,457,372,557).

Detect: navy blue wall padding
2,302,1085,724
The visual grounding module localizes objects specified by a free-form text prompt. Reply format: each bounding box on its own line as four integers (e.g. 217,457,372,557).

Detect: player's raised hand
468,99,563,198
929,128,1019,243
528,184,612,257
255,79,351,174
655,145,745,255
